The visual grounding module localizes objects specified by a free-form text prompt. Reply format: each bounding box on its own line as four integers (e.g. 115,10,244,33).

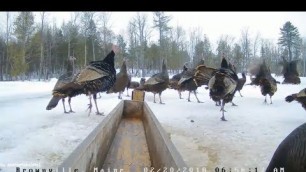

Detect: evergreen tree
194,41,205,65
232,43,244,72
116,34,127,69
278,21,301,61
13,12,35,78
153,12,172,67
202,35,213,66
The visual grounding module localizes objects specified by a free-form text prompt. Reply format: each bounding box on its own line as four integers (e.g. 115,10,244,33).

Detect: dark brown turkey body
46,57,83,113
207,58,238,121
266,123,306,172
107,60,129,99
136,59,169,104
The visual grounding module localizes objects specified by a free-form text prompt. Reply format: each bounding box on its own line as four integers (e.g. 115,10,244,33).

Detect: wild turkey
250,60,278,104
177,60,206,103
236,72,246,97
194,64,217,87
227,62,239,106
194,62,218,104
107,60,129,99
136,59,169,104
169,63,188,99
248,61,261,83
285,88,306,110
206,57,238,121
139,77,146,87
54,46,118,115
228,62,237,73
46,56,83,113
281,58,301,84
266,122,306,172
129,80,140,89
126,75,140,97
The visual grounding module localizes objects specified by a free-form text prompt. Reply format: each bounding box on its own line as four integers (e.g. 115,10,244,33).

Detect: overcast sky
49,12,306,44
1,12,306,46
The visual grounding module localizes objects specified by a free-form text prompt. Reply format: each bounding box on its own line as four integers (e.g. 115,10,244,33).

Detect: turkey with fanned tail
177,59,206,103
205,57,238,121
281,58,301,84
249,60,278,104
193,63,217,88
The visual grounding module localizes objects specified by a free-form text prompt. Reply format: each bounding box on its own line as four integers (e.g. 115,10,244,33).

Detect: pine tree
153,12,172,67
278,21,301,61
13,12,35,79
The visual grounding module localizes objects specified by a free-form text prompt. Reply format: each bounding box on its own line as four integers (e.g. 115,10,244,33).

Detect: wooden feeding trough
58,100,187,172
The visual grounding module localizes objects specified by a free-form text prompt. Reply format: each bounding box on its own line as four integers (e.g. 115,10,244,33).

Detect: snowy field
0,74,305,172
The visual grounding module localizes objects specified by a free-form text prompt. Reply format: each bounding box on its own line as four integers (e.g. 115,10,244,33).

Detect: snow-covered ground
0,75,305,172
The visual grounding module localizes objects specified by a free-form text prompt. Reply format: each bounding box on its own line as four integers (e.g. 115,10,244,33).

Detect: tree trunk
84,38,87,66
141,47,145,77
0,51,3,81
303,50,306,77
92,38,95,61
39,12,45,81
103,25,107,58
289,44,292,61
159,27,163,68
68,40,71,64
5,12,10,80
22,42,26,81
45,41,51,80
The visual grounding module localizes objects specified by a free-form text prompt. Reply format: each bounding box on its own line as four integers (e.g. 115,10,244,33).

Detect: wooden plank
143,102,188,170
58,100,187,172
132,90,145,101
123,100,144,118
102,117,151,172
